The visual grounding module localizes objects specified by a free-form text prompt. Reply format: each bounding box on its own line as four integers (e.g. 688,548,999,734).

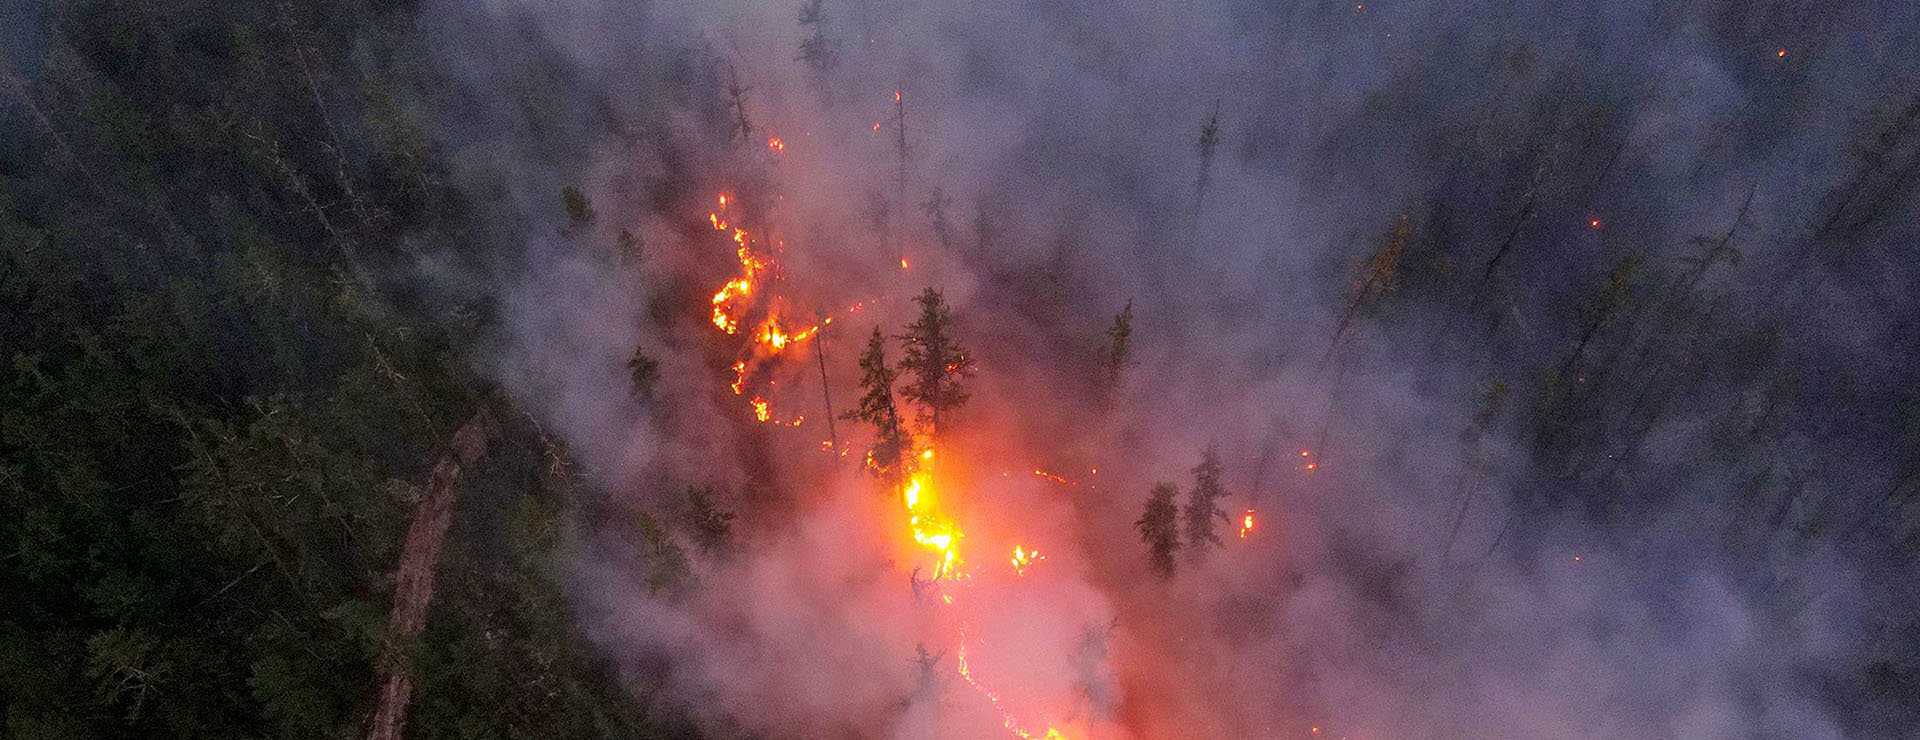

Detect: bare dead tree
365,405,501,740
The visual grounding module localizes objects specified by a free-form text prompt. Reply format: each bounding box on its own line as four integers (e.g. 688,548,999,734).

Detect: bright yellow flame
1010,545,1043,575
750,396,771,422
902,461,961,579
1239,509,1256,540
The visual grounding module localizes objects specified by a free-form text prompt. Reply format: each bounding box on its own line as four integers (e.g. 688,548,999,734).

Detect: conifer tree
898,288,974,437
1136,483,1182,578
1184,445,1229,557
843,327,909,485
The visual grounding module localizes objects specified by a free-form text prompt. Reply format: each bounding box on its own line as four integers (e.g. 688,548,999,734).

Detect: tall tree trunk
366,405,500,740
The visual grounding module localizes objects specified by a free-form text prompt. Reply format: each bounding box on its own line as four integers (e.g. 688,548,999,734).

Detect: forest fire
902,461,962,579
704,192,835,426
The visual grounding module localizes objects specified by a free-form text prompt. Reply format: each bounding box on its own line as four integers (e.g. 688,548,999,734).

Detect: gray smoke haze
407,0,1920,736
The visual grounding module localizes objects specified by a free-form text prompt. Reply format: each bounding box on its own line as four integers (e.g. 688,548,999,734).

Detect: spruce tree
1136,483,1182,578
842,327,909,485
898,288,974,437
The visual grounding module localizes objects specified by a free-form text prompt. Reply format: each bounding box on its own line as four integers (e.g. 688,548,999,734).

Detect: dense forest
5,0,1920,737
0,1,697,736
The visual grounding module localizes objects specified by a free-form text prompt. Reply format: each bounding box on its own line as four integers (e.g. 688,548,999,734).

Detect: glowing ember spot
1009,545,1044,575
1588,215,1604,230
1304,462,1317,471
894,90,902,102
1239,509,1256,539
1775,48,1787,58
766,136,785,152
873,121,883,133
900,256,911,271
1032,470,1070,485
821,440,834,452
730,361,747,395
749,396,771,422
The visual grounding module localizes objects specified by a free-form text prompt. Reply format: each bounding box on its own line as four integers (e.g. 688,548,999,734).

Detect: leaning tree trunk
366,405,500,740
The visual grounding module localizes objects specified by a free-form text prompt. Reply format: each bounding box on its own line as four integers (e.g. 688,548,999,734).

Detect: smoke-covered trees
1184,445,1230,556
844,327,910,483
921,187,955,252
898,288,975,437
560,185,595,227
1191,100,1221,222
1136,483,1183,578
796,0,841,73
627,346,660,398
684,486,737,554
1097,300,1134,408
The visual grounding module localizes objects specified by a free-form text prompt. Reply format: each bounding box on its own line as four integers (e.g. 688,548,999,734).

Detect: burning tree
844,327,909,485
898,288,974,438
1136,483,1182,578
1184,445,1230,557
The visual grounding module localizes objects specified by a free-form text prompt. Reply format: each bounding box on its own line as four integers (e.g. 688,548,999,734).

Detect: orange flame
957,638,1071,740
1239,509,1256,539
767,136,786,152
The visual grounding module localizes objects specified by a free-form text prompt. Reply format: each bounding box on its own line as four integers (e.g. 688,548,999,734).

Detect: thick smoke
417,0,1920,736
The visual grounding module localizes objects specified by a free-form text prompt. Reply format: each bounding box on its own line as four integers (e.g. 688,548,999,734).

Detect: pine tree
898,288,974,437
843,327,909,485
1136,483,1182,578
1184,445,1229,557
